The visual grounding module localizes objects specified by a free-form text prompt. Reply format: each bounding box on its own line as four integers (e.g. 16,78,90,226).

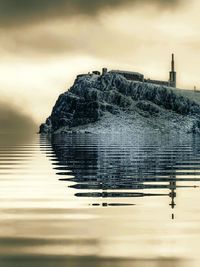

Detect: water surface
0,132,200,266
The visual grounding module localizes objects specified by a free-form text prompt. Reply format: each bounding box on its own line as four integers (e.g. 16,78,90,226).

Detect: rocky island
40,71,200,135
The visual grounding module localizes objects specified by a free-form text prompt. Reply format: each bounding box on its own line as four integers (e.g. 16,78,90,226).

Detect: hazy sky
0,0,199,126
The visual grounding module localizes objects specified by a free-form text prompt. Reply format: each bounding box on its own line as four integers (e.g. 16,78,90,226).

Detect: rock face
40,73,200,134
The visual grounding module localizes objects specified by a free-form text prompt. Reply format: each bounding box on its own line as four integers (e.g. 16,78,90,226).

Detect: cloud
0,0,181,28
0,101,36,133
0,0,184,59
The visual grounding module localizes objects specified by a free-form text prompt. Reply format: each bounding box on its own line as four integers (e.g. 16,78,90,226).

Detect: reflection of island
46,134,200,215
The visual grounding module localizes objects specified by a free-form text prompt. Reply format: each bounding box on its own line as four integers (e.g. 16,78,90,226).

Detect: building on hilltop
144,78,169,87
169,53,176,87
77,54,177,88
109,70,144,82
143,54,177,87
109,54,176,88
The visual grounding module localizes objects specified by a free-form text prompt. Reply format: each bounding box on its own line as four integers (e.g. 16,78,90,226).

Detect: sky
0,0,199,129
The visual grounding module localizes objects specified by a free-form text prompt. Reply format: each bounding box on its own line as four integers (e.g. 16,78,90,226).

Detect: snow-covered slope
40,73,200,134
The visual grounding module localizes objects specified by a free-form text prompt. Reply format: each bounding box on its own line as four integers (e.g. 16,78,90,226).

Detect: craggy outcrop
40,73,200,134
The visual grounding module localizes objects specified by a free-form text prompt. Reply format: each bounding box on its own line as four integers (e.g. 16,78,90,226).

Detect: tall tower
169,53,176,88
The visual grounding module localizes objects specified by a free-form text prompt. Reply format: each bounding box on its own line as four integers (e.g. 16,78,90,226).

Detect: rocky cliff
40,73,200,134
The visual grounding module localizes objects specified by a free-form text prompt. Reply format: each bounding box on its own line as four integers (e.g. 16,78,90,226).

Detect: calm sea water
1,132,200,266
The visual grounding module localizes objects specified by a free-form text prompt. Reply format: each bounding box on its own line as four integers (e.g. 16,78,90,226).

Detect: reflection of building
169,180,176,220
48,134,200,218
169,181,176,210
77,54,177,88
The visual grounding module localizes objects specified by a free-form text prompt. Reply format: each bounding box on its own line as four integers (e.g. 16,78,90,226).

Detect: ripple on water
0,133,200,266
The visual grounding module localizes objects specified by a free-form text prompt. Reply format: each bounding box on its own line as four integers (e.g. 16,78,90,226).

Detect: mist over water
1,132,200,266
0,101,37,146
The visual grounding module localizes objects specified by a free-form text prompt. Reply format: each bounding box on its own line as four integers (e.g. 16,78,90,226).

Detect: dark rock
39,73,200,134
136,101,160,116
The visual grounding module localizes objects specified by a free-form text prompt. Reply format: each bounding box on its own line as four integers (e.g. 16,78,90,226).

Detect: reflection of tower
169,54,176,88
169,179,176,220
